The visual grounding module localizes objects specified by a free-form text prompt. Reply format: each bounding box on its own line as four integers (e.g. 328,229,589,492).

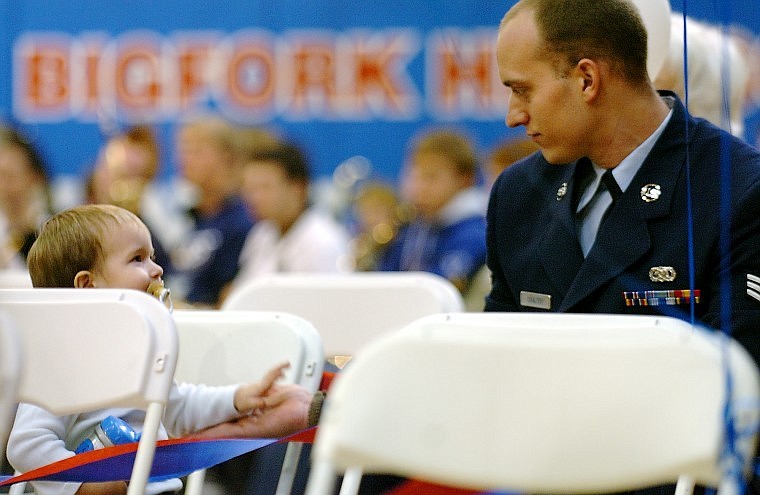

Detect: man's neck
592,87,670,169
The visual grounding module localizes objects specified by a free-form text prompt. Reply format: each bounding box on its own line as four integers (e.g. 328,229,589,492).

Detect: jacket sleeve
702,168,760,368
484,175,519,312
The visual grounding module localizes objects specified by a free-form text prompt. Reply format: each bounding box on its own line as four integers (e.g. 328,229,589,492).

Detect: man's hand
75,481,128,495
195,384,312,439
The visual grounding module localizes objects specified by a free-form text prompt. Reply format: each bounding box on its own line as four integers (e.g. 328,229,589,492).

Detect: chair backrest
0,313,22,457
221,272,465,359
306,313,760,495
0,288,179,495
0,270,33,289
171,309,325,495
172,309,324,395
0,288,178,414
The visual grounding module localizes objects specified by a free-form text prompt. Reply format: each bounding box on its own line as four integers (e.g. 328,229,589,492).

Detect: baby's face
90,221,164,292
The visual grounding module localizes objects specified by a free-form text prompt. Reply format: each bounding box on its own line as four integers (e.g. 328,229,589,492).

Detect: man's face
496,10,588,164
240,160,302,224
175,127,228,185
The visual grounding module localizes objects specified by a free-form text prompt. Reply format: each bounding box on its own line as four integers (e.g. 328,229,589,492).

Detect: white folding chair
0,270,32,289
0,288,178,495
221,272,464,364
172,309,324,495
0,313,22,459
306,313,760,495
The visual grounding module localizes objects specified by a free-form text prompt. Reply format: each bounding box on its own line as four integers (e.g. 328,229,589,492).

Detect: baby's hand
233,360,290,415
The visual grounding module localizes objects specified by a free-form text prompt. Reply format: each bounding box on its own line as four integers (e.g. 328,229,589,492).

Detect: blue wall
0,0,757,195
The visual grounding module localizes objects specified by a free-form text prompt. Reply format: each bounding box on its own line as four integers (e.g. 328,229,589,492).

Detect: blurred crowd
2,11,759,312
0,116,538,312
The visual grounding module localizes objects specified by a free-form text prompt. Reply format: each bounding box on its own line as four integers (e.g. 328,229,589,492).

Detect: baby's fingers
259,361,290,392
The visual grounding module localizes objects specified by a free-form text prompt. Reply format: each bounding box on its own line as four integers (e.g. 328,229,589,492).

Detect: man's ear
575,58,601,101
74,270,96,288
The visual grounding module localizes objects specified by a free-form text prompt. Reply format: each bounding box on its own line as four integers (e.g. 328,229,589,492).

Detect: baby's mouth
147,280,173,312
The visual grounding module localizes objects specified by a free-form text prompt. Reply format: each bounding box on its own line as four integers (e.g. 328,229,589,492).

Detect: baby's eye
132,255,144,262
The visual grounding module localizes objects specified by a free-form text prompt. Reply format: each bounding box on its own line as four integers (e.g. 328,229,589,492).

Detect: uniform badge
640,184,661,202
623,289,700,306
556,182,567,201
748,274,760,303
520,291,551,310
649,266,676,282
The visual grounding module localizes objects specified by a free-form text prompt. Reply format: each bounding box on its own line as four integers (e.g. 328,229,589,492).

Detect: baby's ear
74,270,96,288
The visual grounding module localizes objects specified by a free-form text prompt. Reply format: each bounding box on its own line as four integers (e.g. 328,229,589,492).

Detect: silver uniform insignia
556,182,567,200
748,274,760,303
640,184,662,202
649,266,676,282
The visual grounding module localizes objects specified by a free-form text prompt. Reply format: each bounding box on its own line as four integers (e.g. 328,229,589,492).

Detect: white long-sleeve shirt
232,207,351,287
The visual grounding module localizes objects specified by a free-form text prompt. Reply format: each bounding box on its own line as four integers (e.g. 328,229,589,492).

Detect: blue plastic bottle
75,416,140,454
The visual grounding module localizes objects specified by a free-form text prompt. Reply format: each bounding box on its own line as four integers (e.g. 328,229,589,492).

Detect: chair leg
126,402,164,495
338,468,363,495
184,469,207,495
8,478,25,495
675,475,695,495
275,442,303,495
304,460,338,495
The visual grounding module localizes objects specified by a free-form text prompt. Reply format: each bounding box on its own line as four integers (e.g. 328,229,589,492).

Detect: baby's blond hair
28,204,146,288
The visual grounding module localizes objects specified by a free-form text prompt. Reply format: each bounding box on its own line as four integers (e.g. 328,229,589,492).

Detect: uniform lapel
558,100,688,312
538,163,586,297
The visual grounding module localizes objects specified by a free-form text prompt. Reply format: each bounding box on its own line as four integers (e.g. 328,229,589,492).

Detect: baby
7,204,313,495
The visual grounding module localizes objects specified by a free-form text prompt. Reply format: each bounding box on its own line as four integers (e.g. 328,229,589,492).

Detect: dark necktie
602,169,623,202
576,167,621,256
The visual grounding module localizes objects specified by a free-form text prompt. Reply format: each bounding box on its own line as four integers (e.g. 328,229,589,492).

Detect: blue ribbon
0,436,283,485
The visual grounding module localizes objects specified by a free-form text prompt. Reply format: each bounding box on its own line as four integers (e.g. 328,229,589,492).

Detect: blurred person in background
226,139,351,298
171,116,255,307
653,13,750,137
483,137,540,188
84,124,173,274
0,126,53,271
348,181,410,272
377,128,486,294
214,138,352,494
465,137,539,311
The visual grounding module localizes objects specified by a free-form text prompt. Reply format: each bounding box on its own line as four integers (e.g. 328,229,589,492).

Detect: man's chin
540,150,576,166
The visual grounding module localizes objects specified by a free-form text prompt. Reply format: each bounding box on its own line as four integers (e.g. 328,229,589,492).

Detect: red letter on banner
348,30,419,118
114,34,163,114
14,35,71,118
286,35,337,116
71,34,109,117
225,32,276,115
428,29,502,118
175,35,219,109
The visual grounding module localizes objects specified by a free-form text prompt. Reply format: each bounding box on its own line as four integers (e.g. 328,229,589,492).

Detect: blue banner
0,0,758,199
